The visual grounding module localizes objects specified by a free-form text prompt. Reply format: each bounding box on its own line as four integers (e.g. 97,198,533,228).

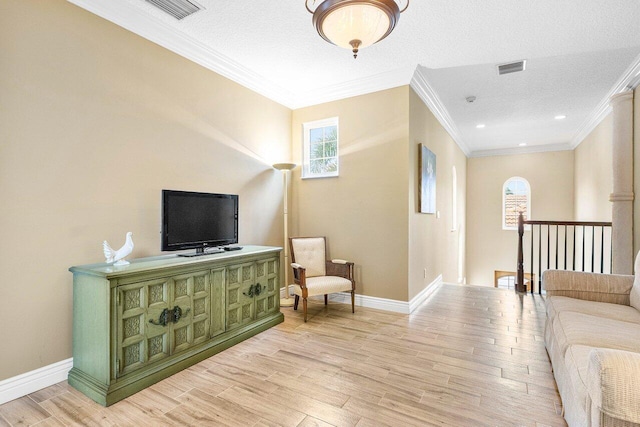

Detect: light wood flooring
0,284,566,426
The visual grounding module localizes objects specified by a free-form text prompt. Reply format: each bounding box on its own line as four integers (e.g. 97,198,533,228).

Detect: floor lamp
273,162,297,307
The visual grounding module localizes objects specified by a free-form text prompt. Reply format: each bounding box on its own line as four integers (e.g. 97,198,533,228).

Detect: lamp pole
273,163,297,307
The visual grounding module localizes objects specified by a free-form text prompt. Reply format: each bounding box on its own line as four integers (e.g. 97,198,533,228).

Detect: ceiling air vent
497,60,526,75
145,0,201,20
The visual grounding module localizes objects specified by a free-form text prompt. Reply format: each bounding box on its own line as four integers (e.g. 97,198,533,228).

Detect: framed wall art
419,144,436,214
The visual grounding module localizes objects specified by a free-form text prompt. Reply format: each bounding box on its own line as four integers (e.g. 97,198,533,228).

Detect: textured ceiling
69,0,640,156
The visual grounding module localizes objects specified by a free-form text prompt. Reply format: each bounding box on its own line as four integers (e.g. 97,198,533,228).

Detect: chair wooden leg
293,295,299,310
324,294,328,305
351,290,355,313
303,298,308,322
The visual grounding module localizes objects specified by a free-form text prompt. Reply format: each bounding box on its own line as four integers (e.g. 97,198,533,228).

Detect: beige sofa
543,264,640,427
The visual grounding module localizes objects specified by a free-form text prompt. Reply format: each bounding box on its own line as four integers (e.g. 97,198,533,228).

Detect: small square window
303,117,339,179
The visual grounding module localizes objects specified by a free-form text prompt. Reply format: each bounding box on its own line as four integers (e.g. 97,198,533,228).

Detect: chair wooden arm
290,263,307,289
326,260,354,281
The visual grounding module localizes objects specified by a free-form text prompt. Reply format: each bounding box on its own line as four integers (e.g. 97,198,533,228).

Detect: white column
610,91,634,274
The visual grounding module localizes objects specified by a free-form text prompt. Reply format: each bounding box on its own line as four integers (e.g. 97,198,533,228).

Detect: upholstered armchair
289,237,355,322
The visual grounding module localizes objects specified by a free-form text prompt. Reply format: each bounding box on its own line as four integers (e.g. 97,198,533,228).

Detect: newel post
516,212,526,293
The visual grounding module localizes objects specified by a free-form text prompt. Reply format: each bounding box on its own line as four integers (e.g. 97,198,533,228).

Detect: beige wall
291,87,411,301
0,0,291,381
408,89,467,299
574,114,613,221
466,151,575,286
290,87,466,302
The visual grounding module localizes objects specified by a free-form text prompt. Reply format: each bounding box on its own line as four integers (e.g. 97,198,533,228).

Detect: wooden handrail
516,213,612,294
521,220,612,227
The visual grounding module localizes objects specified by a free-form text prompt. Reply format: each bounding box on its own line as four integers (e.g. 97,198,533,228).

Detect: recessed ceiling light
555,115,567,120
476,124,486,129
519,143,527,147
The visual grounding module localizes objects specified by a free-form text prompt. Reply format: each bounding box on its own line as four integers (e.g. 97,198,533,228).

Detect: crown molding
67,0,299,108
410,67,471,156
291,66,415,109
469,142,573,158
67,0,416,110
68,1,639,154
570,52,640,149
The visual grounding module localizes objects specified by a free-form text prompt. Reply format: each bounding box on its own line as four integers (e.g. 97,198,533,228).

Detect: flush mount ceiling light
305,0,409,58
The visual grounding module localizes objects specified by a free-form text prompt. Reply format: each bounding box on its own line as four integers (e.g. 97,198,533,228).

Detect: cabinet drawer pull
243,284,255,297
149,306,191,327
254,283,263,296
172,305,191,323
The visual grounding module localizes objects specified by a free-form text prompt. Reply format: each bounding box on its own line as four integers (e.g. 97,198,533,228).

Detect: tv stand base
178,249,224,257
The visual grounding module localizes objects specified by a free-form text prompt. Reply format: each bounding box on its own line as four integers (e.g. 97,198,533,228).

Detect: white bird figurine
103,232,134,266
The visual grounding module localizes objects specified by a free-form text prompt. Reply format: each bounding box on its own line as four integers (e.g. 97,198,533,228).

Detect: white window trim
302,117,339,179
502,176,531,230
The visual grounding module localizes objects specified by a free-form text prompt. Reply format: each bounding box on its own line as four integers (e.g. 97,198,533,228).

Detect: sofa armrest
542,270,633,305
587,348,640,424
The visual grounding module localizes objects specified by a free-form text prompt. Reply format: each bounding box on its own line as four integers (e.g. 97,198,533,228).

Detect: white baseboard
409,274,443,313
0,358,73,405
280,275,443,315
325,291,411,313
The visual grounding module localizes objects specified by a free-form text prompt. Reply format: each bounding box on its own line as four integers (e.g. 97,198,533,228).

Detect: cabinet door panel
210,268,226,336
168,271,211,354
117,279,171,376
116,270,213,376
226,262,255,330
255,257,279,320
192,273,211,341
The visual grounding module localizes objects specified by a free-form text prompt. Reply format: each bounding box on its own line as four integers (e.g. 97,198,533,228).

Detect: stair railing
516,213,612,294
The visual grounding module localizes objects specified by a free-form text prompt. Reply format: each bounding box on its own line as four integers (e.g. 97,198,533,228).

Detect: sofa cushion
547,296,640,324
552,311,640,357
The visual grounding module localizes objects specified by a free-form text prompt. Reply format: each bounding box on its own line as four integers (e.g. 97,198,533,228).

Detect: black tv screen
162,190,238,253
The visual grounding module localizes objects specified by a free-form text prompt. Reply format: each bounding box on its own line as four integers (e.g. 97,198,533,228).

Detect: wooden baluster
572,225,576,271
530,224,534,294
556,224,558,270
536,225,542,293
600,226,605,273
582,225,587,271
591,226,595,273
547,224,550,278
564,225,567,270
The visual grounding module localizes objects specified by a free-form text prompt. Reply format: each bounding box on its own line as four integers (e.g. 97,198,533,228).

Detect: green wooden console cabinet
68,246,283,406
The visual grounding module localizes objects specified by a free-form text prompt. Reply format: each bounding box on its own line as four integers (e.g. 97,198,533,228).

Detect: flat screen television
162,190,238,256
